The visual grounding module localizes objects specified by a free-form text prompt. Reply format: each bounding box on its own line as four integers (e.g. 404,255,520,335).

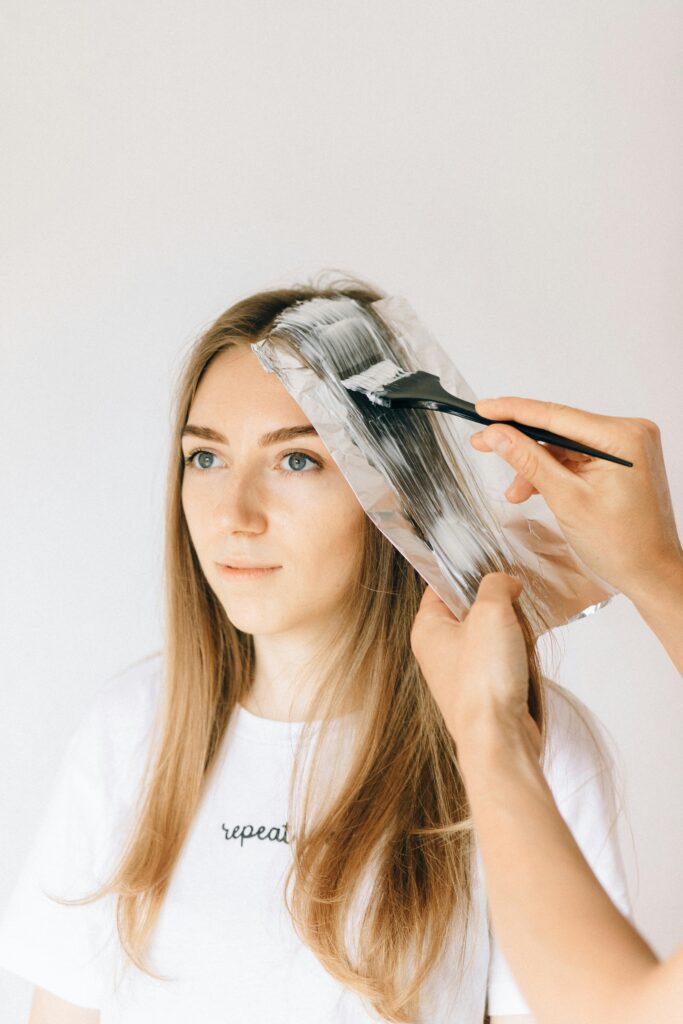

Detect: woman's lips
216,563,282,579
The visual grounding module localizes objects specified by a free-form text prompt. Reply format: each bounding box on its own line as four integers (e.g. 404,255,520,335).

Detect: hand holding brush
469,395,681,602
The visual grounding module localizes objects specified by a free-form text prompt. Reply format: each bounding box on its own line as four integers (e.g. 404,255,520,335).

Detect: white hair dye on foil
251,294,619,634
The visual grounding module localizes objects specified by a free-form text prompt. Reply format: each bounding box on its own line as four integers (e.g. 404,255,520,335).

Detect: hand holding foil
410,573,542,753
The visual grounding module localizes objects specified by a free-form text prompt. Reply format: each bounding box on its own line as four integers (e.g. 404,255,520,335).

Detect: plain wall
1,0,681,1018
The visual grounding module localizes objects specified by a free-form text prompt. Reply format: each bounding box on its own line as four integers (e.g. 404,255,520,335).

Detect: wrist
452,705,529,765
624,554,683,610
454,708,549,812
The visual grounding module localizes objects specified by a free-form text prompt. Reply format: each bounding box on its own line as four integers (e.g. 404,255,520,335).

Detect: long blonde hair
53,271,599,1022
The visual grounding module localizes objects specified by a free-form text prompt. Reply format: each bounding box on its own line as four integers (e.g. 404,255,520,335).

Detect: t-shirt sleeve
0,694,124,1009
485,686,633,1017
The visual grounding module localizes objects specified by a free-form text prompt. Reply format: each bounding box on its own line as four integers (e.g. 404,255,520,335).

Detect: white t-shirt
0,653,633,1022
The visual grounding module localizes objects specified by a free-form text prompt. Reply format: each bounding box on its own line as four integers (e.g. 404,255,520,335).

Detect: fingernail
486,430,513,453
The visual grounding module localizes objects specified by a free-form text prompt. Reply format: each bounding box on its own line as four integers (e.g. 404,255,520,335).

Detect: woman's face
181,345,367,638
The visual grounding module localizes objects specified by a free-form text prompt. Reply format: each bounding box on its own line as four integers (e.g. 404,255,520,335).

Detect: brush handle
402,397,634,468
476,413,634,467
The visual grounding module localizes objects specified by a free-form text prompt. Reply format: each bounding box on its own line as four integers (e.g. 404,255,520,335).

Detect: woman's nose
212,470,268,530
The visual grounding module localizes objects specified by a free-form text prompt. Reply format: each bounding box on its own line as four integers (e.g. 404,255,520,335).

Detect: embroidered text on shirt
221,822,289,846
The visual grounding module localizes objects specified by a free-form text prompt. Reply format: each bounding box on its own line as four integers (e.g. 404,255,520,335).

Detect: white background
1,0,681,1017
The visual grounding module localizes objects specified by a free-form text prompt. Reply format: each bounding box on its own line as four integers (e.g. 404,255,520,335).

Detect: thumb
475,571,524,607
475,420,577,499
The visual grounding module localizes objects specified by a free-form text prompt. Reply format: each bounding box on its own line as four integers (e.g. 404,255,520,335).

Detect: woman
411,397,683,1024
0,278,633,1024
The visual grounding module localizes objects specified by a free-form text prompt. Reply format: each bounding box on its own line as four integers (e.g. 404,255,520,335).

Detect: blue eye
183,449,221,470
182,449,323,476
280,452,322,475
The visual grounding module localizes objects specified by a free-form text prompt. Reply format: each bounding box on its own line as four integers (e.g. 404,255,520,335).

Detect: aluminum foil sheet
251,294,619,636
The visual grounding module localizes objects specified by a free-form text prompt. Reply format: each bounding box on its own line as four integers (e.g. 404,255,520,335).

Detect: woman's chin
223,606,298,636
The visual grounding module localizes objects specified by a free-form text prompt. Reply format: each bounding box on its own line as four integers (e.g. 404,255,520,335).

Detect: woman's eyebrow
181,424,319,447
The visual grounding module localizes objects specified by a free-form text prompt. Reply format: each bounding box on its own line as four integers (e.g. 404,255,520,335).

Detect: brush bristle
341,358,411,398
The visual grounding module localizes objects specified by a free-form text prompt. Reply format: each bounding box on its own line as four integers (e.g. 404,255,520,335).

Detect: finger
544,442,592,464
472,434,590,467
419,585,460,621
471,421,580,501
476,572,524,604
472,440,584,502
419,584,438,607
474,395,631,463
505,474,538,502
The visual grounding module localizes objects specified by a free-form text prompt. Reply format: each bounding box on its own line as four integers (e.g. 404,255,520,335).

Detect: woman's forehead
188,347,313,431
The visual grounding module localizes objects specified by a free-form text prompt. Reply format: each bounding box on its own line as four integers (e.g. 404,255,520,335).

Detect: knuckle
540,397,581,434
544,401,570,433
635,417,660,436
620,417,660,447
512,445,538,478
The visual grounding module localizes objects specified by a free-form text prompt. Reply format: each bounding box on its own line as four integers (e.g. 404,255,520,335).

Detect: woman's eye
183,449,222,470
182,449,322,476
280,451,322,475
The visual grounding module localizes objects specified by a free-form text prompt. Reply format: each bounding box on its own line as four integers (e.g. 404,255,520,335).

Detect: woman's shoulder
94,650,164,718
539,675,619,804
66,652,165,785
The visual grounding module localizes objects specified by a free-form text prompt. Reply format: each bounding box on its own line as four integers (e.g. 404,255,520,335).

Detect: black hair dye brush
341,359,634,468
